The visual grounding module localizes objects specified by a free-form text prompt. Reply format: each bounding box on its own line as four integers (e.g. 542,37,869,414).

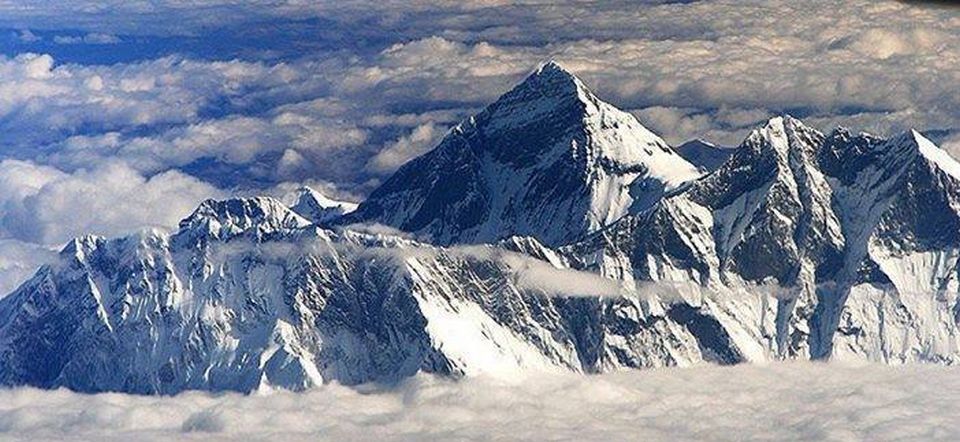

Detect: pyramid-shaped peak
295,186,342,209
897,129,960,180
760,114,813,133
291,186,358,224
346,60,700,247
908,128,928,141
468,60,613,137
533,60,576,79
511,60,591,99
742,115,825,159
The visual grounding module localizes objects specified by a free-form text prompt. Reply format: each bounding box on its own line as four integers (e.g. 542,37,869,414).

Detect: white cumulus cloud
366,122,445,174
0,159,223,246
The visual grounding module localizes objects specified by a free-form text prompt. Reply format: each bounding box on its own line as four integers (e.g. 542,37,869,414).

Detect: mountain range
3,62,960,393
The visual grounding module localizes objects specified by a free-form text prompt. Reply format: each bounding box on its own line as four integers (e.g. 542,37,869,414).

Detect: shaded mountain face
676,139,734,173
344,62,700,247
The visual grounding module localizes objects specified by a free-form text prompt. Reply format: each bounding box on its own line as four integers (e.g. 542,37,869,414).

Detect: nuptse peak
3,61,960,394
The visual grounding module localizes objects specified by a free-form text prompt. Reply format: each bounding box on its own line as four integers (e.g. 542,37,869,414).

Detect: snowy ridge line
4,62,960,393
342,61,700,246
0,199,756,393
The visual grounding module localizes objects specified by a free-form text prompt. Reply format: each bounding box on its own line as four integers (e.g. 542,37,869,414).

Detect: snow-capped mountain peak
507,60,590,103
176,196,310,243
345,61,700,247
470,60,607,149
906,129,960,180
60,234,106,262
6,46,960,398
518,60,585,95
745,115,823,157
289,186,358,225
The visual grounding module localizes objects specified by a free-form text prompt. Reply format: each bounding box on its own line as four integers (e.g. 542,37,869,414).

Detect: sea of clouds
1,362,957,441
0,0,957,295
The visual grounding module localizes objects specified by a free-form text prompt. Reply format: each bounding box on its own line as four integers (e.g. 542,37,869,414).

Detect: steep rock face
817,129,960,362
570,116,960,364
345,61,699,247
0,197,723,394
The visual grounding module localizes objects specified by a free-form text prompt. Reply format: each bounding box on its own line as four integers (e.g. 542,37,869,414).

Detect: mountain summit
571,115,960,362
344,61,700,246
5,59,960,395
289,186,358,225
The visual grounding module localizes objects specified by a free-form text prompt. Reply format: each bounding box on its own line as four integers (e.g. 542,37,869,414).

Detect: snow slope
0,196,719,393
570,116,960,364
345,61,700,247
289,186,358,225
3,104,960,393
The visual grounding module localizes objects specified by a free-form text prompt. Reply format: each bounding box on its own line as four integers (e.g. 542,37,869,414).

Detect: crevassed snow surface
0,363,956,441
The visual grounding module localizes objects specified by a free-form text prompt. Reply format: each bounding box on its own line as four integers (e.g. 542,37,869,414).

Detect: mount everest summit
3,62,960,393
344,61,700,247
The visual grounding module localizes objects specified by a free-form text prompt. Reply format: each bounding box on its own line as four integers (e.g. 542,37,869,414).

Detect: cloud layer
0,160,222,245
3,1,959,173
0,362,958,441
0,0,957,294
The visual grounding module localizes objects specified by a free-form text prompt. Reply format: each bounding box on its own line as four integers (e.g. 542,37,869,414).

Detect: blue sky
0,0,957,293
